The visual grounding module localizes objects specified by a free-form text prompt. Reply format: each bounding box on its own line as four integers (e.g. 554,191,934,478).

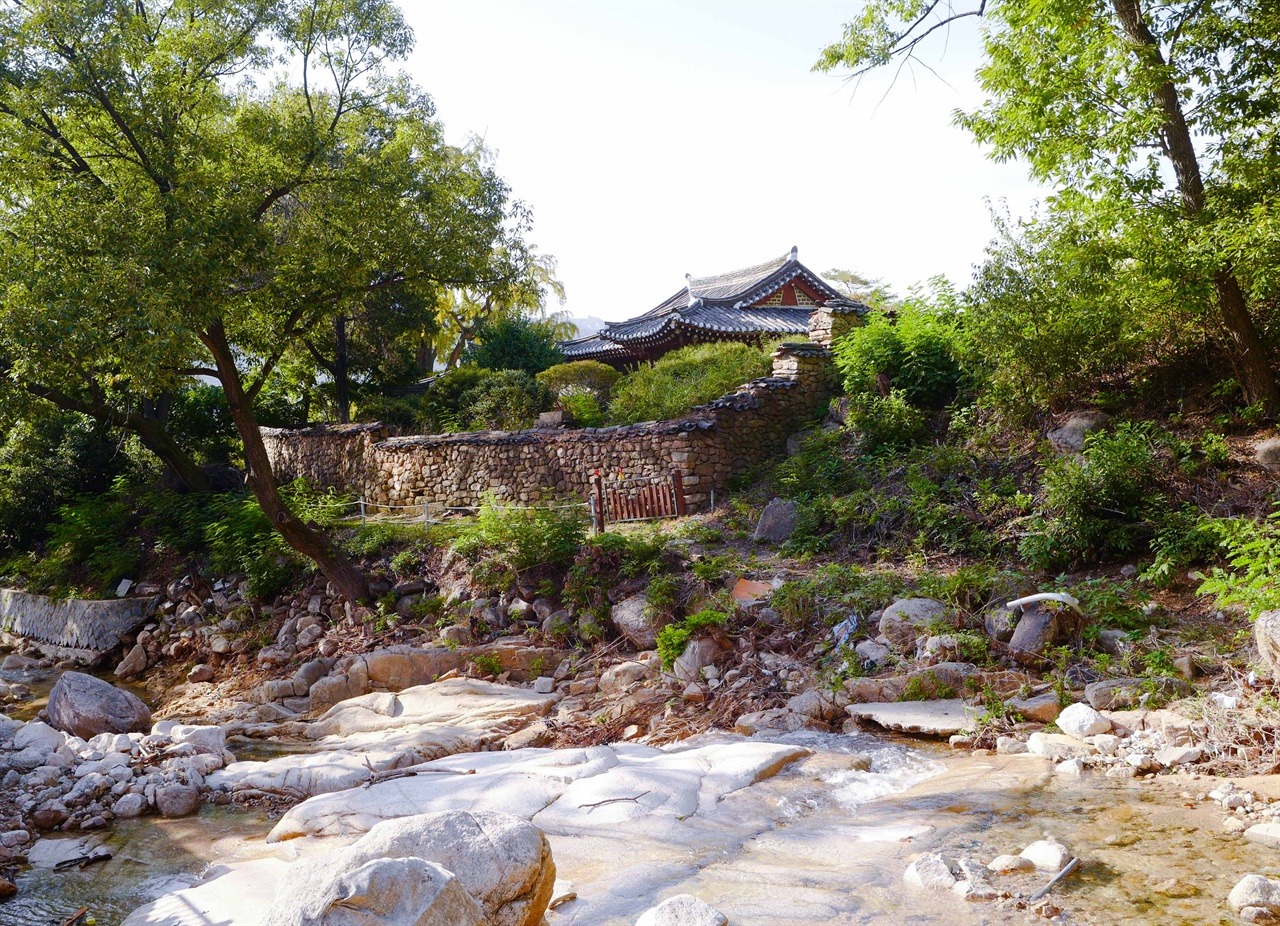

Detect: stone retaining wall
264,316,853,515
0,589,153,653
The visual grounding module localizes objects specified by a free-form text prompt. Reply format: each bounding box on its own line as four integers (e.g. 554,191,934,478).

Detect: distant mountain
564,316,609,338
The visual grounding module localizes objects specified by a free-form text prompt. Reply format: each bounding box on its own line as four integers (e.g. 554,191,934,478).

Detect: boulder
264,857,483,926
1056,703,1111,738
1005,692,1061,724
1084,677,1192,711
635,894,728,926
988,855,1034,874
1007,606,1058,655
1019,839,1071,871
1231,875,1280,915
266,811,552,926
155,783,201,817
904,853,959,891
1256,611,1280,677
855,639,891,665
670,636,723,685
601,661,656,695
1047,411,1108,455
983,610,1017,643
878,598,947,653
113,644,148,680
752,498,800,543
611,595,665,649
46,671,151,740
846,700,979,737
187,664,215,684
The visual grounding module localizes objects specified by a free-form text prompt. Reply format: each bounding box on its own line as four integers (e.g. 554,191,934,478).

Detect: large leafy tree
0,0,526,602
816,0,1280,413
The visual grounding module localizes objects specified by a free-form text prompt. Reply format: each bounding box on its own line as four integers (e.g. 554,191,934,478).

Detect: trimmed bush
608,342,772,425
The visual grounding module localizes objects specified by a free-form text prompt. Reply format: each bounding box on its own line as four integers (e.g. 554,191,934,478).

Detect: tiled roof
559,247,847,361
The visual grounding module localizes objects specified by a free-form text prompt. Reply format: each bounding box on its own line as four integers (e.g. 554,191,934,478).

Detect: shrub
167,384,236,465
536,361,622,400
832,293,964,408
608,342,772,425
452,496,588,587
561,392,604,427
463,315,564,374
411,366,554,434
845,390,927,453
1020,424,1160,569
656,607,729,670
1199,509,1280,618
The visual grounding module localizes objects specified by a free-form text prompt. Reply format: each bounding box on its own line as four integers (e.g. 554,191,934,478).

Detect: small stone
988,855,1034,874
1224,817,1248,834
996,736,1028,755
1006,691,1061,723
635,893,728,926
1230,874,1280,916
904,853,959,892
187,664,215,684
1155,745,1202,767
1105,764,1138,780
1020,840,1072,871
1056,703,1111,738
154,783,201,818
1245,824,1280,849
533,676,555,694
1055,758,1085,776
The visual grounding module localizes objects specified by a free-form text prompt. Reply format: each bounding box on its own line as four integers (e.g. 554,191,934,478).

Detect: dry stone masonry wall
0,589,153,654
263,311,856,515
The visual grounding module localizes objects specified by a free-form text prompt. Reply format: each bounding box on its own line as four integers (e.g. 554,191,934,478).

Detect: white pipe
1005,592,1084,616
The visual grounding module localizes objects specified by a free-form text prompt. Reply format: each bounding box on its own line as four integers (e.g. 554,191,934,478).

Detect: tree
0,0,527,602
463,314,566,375
816,0,1280,413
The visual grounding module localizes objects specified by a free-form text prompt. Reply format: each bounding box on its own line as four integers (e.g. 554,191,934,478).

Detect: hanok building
559,247,865,367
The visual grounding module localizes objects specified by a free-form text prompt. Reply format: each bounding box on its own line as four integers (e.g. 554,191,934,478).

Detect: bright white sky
401,0,1044,322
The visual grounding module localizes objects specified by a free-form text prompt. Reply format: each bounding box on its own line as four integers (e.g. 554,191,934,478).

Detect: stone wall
0,589,153,653
263,330,845,516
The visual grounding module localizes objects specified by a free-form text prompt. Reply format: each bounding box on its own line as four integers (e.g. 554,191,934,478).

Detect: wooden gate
591,470,686,529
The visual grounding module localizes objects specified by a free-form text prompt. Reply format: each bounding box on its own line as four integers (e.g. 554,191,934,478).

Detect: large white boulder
635,893,728,926
265,811,548,926
1230,874,1280,915
1019,839,1071,871
264,857,482,926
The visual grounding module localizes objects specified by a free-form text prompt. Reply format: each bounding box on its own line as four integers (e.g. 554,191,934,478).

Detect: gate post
591,475,605,535
672,470,687,516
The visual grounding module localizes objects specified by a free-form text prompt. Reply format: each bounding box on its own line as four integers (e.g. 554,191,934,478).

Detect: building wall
263,312,858,515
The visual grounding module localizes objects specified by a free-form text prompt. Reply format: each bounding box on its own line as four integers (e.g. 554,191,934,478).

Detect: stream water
2,714,1274,925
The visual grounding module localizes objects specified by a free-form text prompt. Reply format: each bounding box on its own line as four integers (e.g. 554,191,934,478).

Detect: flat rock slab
122,858,288,926
209,678,558,799
846,700,980,737
269,739,811,842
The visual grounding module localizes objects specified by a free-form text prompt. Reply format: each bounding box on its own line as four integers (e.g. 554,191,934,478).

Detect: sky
401,0,1044,322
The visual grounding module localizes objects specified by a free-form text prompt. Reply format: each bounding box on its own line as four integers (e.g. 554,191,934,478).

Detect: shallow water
5,727,1276,925
0,806,273,926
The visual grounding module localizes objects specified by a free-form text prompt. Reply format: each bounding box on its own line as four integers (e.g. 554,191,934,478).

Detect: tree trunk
334,315,351,424
17,379,210,492
1112,0,1279,413
133,416,212,493
204,322,372,604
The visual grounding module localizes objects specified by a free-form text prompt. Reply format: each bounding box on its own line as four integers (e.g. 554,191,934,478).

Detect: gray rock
983,609,1017,643
533,676,555,695
635,894,728,926
187,664,215,684
1256,439,1280,470
846,699,979,737
154,783,201,817
855,639,891,664
1257,611,1280,677
113,644,148,680
1056,703,1111,738
1007,606,1057,655
1245,824,1280,849
879,598,948,653
1096,629,1131,657
112,793,146,818
296,624,324,648
262,679,296,702
1020,839,1071,871
670,635,722,684
1005,692,1061,723
610,594,666,649
753,498,800,543
1084,677,1192,710
47,672,151,740
1047,411,1109,455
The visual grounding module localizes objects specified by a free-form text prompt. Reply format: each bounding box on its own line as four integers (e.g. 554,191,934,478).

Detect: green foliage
563,529,670,622
34,482,144,591
1200,509,1280,618
471,653,504,677
561,392,604,428
463,314,564,375
770,564,909,631
452,497,588,589
656,607,729,670
608,342,772,425
1064,578,1152,633
167,385,237,466
1143,507,1223,588
536,361,622,400
845,391,927,454
343,522,427,558
412,366,553,434
0,413,126,556
832,292,964,408
898,671,956,702
645,573,681,623
1020,424,1160,569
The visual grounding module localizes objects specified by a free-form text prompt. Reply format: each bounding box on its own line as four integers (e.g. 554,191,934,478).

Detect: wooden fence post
672,470,687,516
591,475,605,534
